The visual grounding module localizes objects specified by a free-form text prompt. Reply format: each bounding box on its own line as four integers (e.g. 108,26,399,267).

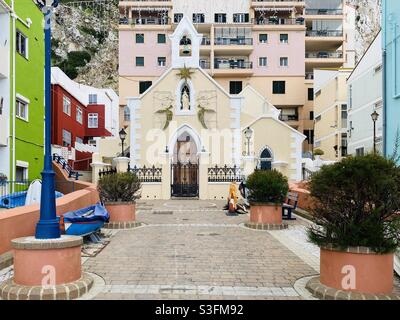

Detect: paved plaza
81,200,321,300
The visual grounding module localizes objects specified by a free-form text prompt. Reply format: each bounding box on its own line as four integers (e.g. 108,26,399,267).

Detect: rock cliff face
52,0,118,92
51,1,382,91
347,0,382,59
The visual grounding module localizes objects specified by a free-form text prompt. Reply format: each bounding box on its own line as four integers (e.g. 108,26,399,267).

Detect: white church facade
126,17,305,200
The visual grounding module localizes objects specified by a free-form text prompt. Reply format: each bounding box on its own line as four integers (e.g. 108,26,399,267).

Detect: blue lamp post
35,0,60,239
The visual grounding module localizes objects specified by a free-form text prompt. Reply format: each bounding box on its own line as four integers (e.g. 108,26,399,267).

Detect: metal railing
208,165,242,183
119,17,170,25
214,60,253,69
306,51,343,58
128,164,162,183
53,154,81,180
279,114,299,122
214,37,253,46
306,30,343,37
98,167,117,178
253,17,305,25
302,166,314,181
305,9,343,15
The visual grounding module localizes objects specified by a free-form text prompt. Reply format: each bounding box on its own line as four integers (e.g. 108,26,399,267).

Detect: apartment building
0,0,45,181
119,0,355,154
314,68,351,161
347,32,383,157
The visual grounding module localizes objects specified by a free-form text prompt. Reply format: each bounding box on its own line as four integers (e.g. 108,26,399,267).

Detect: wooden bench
282,192,298,220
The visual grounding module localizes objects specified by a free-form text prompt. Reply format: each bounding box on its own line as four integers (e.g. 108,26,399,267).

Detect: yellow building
314,68,352,161
126,18,305,200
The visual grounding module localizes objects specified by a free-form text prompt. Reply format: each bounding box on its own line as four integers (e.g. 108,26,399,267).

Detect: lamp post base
35,219,61,239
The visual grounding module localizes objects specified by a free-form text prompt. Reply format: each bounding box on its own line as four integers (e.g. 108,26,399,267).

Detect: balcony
213,59,253,76
251,0,305,9
306,30,343,37
306,51,345,69
214,37,253,55
119,0,172,7
253,17,305,26
119,17,170,26
305,8,343,19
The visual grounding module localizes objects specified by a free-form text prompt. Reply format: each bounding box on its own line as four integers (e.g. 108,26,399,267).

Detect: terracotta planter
320,246,394,294
250,203,282,225
105,201,136,222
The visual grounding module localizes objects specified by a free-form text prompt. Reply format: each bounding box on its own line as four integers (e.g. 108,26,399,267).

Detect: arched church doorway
171,132,199,197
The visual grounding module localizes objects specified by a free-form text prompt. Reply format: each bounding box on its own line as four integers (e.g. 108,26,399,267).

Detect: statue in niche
181,85,190,110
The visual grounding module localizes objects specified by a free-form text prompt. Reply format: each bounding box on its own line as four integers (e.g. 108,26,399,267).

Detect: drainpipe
11,0,15,182
383,47,387,158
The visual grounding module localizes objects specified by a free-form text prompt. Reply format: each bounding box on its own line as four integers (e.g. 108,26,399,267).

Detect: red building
51,84,112,170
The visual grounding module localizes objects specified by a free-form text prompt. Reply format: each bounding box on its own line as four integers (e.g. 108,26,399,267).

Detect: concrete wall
0,186,99,256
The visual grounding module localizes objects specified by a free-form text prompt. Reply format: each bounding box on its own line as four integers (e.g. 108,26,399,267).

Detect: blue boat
63,203,110,237
0,191,64,209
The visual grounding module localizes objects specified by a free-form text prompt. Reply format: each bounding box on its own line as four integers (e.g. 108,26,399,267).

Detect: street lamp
371,110,379,154
244,127,253,156
35,0,60,239
119,128,127,157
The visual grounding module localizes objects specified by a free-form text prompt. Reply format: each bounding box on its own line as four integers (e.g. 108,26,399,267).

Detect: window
341,104,348,129
62,129,72,147
273,81,285,94
76,137,83,144
310,111,314,120
89,94,97,104
349,85,353,108
136,56,144,66
233,13,249,23
280,34,288,43
76,106,83,124
16,31,28,58
308,88,314,101
280,57,288,67
229,81,242,94
158,34,166,43
215,13,227,23
124,106,130,121
88,113,98,128
303,130,314,145
15,165,28,181
139,81,152,94
135,33,144,43
63,96,71,116
259,148,273,171
192,13,205,23
158,57,166,67
356,147,365,157
174,13,183,23
341,133,348,157
259,34,268,43
16,99,28,120
259,57,267,67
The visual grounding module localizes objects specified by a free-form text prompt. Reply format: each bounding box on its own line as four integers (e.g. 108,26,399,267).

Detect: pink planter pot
249,203,282,225
320,246,394,294
105,202,136,222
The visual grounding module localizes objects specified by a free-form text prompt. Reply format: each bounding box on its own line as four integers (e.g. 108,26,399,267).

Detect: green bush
308,154,400,253
246,170,289,204
98,172,141,203
313,148,324,156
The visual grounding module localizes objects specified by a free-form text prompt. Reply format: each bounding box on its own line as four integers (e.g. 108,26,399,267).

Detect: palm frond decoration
197,105,216,129
177,66,194,82
155,105,173,130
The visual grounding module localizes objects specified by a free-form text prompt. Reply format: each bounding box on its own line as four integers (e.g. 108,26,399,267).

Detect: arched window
259,147,273,170
180,85,191,110
123,106,130,121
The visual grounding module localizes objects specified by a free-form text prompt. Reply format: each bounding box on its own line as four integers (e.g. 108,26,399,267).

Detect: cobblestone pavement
82,200,320,300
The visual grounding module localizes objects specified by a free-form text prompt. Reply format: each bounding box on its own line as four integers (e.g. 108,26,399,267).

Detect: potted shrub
97,172,141,224
313,148,324,160
308,154,400,295
246,170,289,226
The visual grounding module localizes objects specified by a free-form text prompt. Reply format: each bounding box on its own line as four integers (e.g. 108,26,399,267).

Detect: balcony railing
279,114,299,122
214,60,253,69
253,17,305,25
214,38,253,46
305,9,343,15
201,37,211,45
306,30,343,37
305,72,314,80
119,17,170,25
306,51,343,58
254,0,304,2
200,60,211,69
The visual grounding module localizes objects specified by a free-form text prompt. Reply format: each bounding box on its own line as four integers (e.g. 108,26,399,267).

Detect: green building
0,0,44,181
